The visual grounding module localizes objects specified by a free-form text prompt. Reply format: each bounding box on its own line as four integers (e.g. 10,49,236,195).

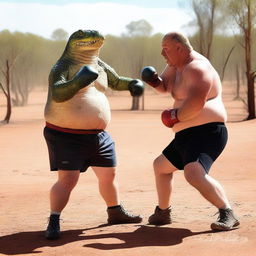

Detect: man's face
161,39,180,67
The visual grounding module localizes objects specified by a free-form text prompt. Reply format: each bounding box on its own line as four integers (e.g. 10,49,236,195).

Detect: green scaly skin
48,29,134,103
98,59,133,90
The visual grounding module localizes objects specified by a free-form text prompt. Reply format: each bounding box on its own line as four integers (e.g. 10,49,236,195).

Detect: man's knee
101,173,116,184
184,162,205,187
153,156,164,174
153,154,176,175
96,167,116,184
58,170,80,189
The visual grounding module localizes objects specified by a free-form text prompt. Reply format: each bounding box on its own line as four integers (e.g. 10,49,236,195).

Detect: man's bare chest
171,72,188,100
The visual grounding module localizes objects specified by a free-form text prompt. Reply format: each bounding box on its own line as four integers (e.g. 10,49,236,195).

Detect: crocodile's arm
49,63,98,103
49,66,78,103
98,59,133,91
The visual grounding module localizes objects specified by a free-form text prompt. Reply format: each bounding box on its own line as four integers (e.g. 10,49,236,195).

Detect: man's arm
161,64,212,128
158,65,176,93
141,65,176,93
177,64,212,121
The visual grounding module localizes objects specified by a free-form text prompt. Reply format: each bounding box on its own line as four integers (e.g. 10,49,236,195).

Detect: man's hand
128,79,144,97
141,66,162,88
161,108,179,128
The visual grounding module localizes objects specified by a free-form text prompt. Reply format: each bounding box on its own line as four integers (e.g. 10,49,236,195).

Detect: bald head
163,32,193,52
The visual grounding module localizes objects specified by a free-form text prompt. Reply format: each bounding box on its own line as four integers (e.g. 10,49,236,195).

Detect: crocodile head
67,29,105,52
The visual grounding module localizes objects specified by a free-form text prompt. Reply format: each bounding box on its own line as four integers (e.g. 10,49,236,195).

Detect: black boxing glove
51,65,99,103
128,79,144,97
74,65,99,89
141,66,161,88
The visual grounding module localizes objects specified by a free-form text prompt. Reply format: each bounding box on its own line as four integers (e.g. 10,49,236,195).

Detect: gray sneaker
211,208,240,231
107,205,142,224
148,206,171,225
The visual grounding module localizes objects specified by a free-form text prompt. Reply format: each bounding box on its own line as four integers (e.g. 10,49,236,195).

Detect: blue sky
0,0,190,8
0,0,193,39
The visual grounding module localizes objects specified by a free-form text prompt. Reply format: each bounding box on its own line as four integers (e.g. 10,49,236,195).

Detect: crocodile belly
44,87,111,130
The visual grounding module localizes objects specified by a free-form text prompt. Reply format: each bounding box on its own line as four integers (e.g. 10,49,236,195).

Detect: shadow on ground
0,225,215,255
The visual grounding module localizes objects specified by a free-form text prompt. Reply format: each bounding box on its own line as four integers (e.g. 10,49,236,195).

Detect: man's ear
176,44,182,51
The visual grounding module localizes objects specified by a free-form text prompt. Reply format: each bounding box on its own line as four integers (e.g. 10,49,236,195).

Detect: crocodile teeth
76,40,97,46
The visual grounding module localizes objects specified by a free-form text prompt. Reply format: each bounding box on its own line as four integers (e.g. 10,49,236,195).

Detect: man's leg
92,166,119,207
184,162,230,209
148,154,177,225
153,154,177,209
45,170,80,239
184,162,239,230
92,166,142,224
50,170,80,212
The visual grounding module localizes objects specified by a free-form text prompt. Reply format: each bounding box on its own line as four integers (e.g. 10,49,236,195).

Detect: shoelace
214,210,230,222
120,205,137,217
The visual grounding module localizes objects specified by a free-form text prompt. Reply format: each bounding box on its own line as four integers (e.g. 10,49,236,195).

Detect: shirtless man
141,32,239,231
44,29,143,239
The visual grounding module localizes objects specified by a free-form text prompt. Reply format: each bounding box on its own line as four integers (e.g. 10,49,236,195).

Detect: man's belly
44,88,111,130
172,97,227,133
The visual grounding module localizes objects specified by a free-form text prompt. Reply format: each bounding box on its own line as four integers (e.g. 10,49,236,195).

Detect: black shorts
43,126,117,172
162,122,228,173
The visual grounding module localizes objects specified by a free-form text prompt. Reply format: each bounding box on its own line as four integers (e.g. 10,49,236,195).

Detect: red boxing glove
161,109,179,128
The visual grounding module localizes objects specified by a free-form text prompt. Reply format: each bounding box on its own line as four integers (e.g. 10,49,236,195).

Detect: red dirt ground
0,86,255,256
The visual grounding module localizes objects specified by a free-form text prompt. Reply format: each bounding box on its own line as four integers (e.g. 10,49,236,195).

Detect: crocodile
44,29,144,130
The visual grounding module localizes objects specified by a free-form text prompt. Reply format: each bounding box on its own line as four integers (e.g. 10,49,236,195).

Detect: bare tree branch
1,69,7,79
221,46,235,81
0,82,8,96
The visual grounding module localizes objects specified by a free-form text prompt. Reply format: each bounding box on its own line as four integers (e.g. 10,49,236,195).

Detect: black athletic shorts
43,126,117,172
162,122,228,173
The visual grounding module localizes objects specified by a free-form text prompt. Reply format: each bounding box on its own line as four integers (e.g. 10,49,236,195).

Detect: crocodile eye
77,30,84,37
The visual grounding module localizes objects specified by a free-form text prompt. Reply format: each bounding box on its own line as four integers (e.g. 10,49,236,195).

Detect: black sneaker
148,206,172,225
211,208,240,231
107,205,142,224
45,214,61,239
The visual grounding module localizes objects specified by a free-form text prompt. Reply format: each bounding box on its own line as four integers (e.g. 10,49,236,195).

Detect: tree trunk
131,96,140,110
234,64,241,100
3,60,12,123
244,2,255,120
206,0,216,59
141,90,145,110
247,72,255,119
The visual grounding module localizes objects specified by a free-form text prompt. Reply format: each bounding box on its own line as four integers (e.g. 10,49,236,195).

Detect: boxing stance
141,32,239,231
44,29,143,239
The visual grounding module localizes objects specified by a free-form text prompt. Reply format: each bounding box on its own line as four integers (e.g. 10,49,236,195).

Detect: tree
0,60,12,124
100,33,165,110
124,19,153,37
189,1,236,81
226,0,256,119
51,28,68,41
123,20,153,110
190,0,221,59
